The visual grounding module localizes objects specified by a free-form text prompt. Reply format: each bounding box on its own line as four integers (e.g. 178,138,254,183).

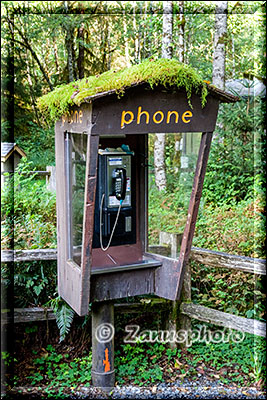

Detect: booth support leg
91,301,115,391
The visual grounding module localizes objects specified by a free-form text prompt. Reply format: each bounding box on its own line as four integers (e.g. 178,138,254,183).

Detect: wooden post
178,262,192,348
166,263,191,350
159,231,183,258
46,166,56,192
91,302,115,391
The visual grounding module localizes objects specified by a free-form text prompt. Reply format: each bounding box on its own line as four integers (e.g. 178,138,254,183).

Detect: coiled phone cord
100,193,123,252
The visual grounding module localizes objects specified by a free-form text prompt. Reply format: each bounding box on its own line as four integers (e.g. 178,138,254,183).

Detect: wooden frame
55,84,238,316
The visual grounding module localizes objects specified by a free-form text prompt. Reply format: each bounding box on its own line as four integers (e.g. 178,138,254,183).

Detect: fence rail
1,166,56,191
181,303,266,337
2,302,265,337
1,171,50,176
2,247,266,275
1,245,266,337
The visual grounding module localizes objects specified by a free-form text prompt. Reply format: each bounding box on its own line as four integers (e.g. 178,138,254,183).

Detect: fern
49,296,75,342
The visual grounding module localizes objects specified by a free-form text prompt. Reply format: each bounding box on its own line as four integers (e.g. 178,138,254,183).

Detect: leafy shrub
148,169,195,244
194,195,265,258
28,345,92,397
191,261,266,320
12,261,57,308
202,98,266,205
49,297,75,343
1,158,57,250
186,327,266,385
16,123,55,170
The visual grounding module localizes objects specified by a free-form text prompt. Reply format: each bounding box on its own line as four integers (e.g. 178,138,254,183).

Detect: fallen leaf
174,359,183,368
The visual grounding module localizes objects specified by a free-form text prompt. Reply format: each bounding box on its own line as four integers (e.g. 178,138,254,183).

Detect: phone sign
109,157,122,166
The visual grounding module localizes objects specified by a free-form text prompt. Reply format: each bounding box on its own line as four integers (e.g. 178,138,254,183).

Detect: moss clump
37,58,208,122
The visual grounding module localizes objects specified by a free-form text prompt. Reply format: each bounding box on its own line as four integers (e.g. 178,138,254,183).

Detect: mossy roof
37,58,239,122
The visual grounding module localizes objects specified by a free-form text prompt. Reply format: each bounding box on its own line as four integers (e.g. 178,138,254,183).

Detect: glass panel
71,133,87,266
148,132,202,257
65,132,87,266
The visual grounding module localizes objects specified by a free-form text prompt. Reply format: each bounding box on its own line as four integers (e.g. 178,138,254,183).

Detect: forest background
1,0,266,393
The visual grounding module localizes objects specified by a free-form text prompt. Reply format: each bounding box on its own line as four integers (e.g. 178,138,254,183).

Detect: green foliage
202,98,266,205
115,342,167,385
193,196,265,258
149,174,265,259
1,158,57,250
191,261,266,320
12,261,57,307
114,330,265,386
186,328,266,385
37,58,208,121
19,330,265,392
148,164,196,243
16,123,55,170
28,345,91,398
49,297,75,343
1,351,17,367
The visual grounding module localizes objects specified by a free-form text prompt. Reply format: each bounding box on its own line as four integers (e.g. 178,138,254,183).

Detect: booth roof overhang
37,58,239,122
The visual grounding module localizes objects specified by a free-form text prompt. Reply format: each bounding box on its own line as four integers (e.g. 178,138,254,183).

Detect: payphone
92,148,136,250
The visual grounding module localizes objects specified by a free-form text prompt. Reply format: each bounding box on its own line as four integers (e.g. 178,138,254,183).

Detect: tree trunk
154,1,173,191
64,1,75,82
178,1,185,63
141,1,148,60
122,7,131,67
154,134,167,191
66,33,75,82
53,37,60,74
212,1,228,90
162,1,173,59
132,1,139,63
77,24,85,79
146,1,155,58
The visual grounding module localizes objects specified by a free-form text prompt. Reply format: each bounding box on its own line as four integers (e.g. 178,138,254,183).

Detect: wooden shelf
91,258,162,275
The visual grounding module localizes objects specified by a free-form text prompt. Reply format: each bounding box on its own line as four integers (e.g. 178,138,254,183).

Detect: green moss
37,58,208,122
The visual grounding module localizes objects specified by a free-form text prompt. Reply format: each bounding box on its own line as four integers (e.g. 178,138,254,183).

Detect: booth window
64,132,87,266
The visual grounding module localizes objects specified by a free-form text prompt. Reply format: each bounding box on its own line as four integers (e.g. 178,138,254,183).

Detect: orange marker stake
103,348,111,372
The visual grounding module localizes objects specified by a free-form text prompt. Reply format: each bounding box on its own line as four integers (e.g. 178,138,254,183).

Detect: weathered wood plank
190,247,266,275
1,302,169,324
148,245,170,257
1,249,57,263
1,171,51,176
91,267,156,302
181,303,266,337
1,308,56,324
91,86,220,135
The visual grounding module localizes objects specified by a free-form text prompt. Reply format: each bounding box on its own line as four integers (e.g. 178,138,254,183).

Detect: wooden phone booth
53,62,238,389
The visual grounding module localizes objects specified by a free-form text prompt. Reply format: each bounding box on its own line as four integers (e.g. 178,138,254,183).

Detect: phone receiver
113,168,127,200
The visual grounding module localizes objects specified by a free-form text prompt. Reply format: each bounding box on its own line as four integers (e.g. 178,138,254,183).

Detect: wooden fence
1,166,56,192
1,243,266,338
